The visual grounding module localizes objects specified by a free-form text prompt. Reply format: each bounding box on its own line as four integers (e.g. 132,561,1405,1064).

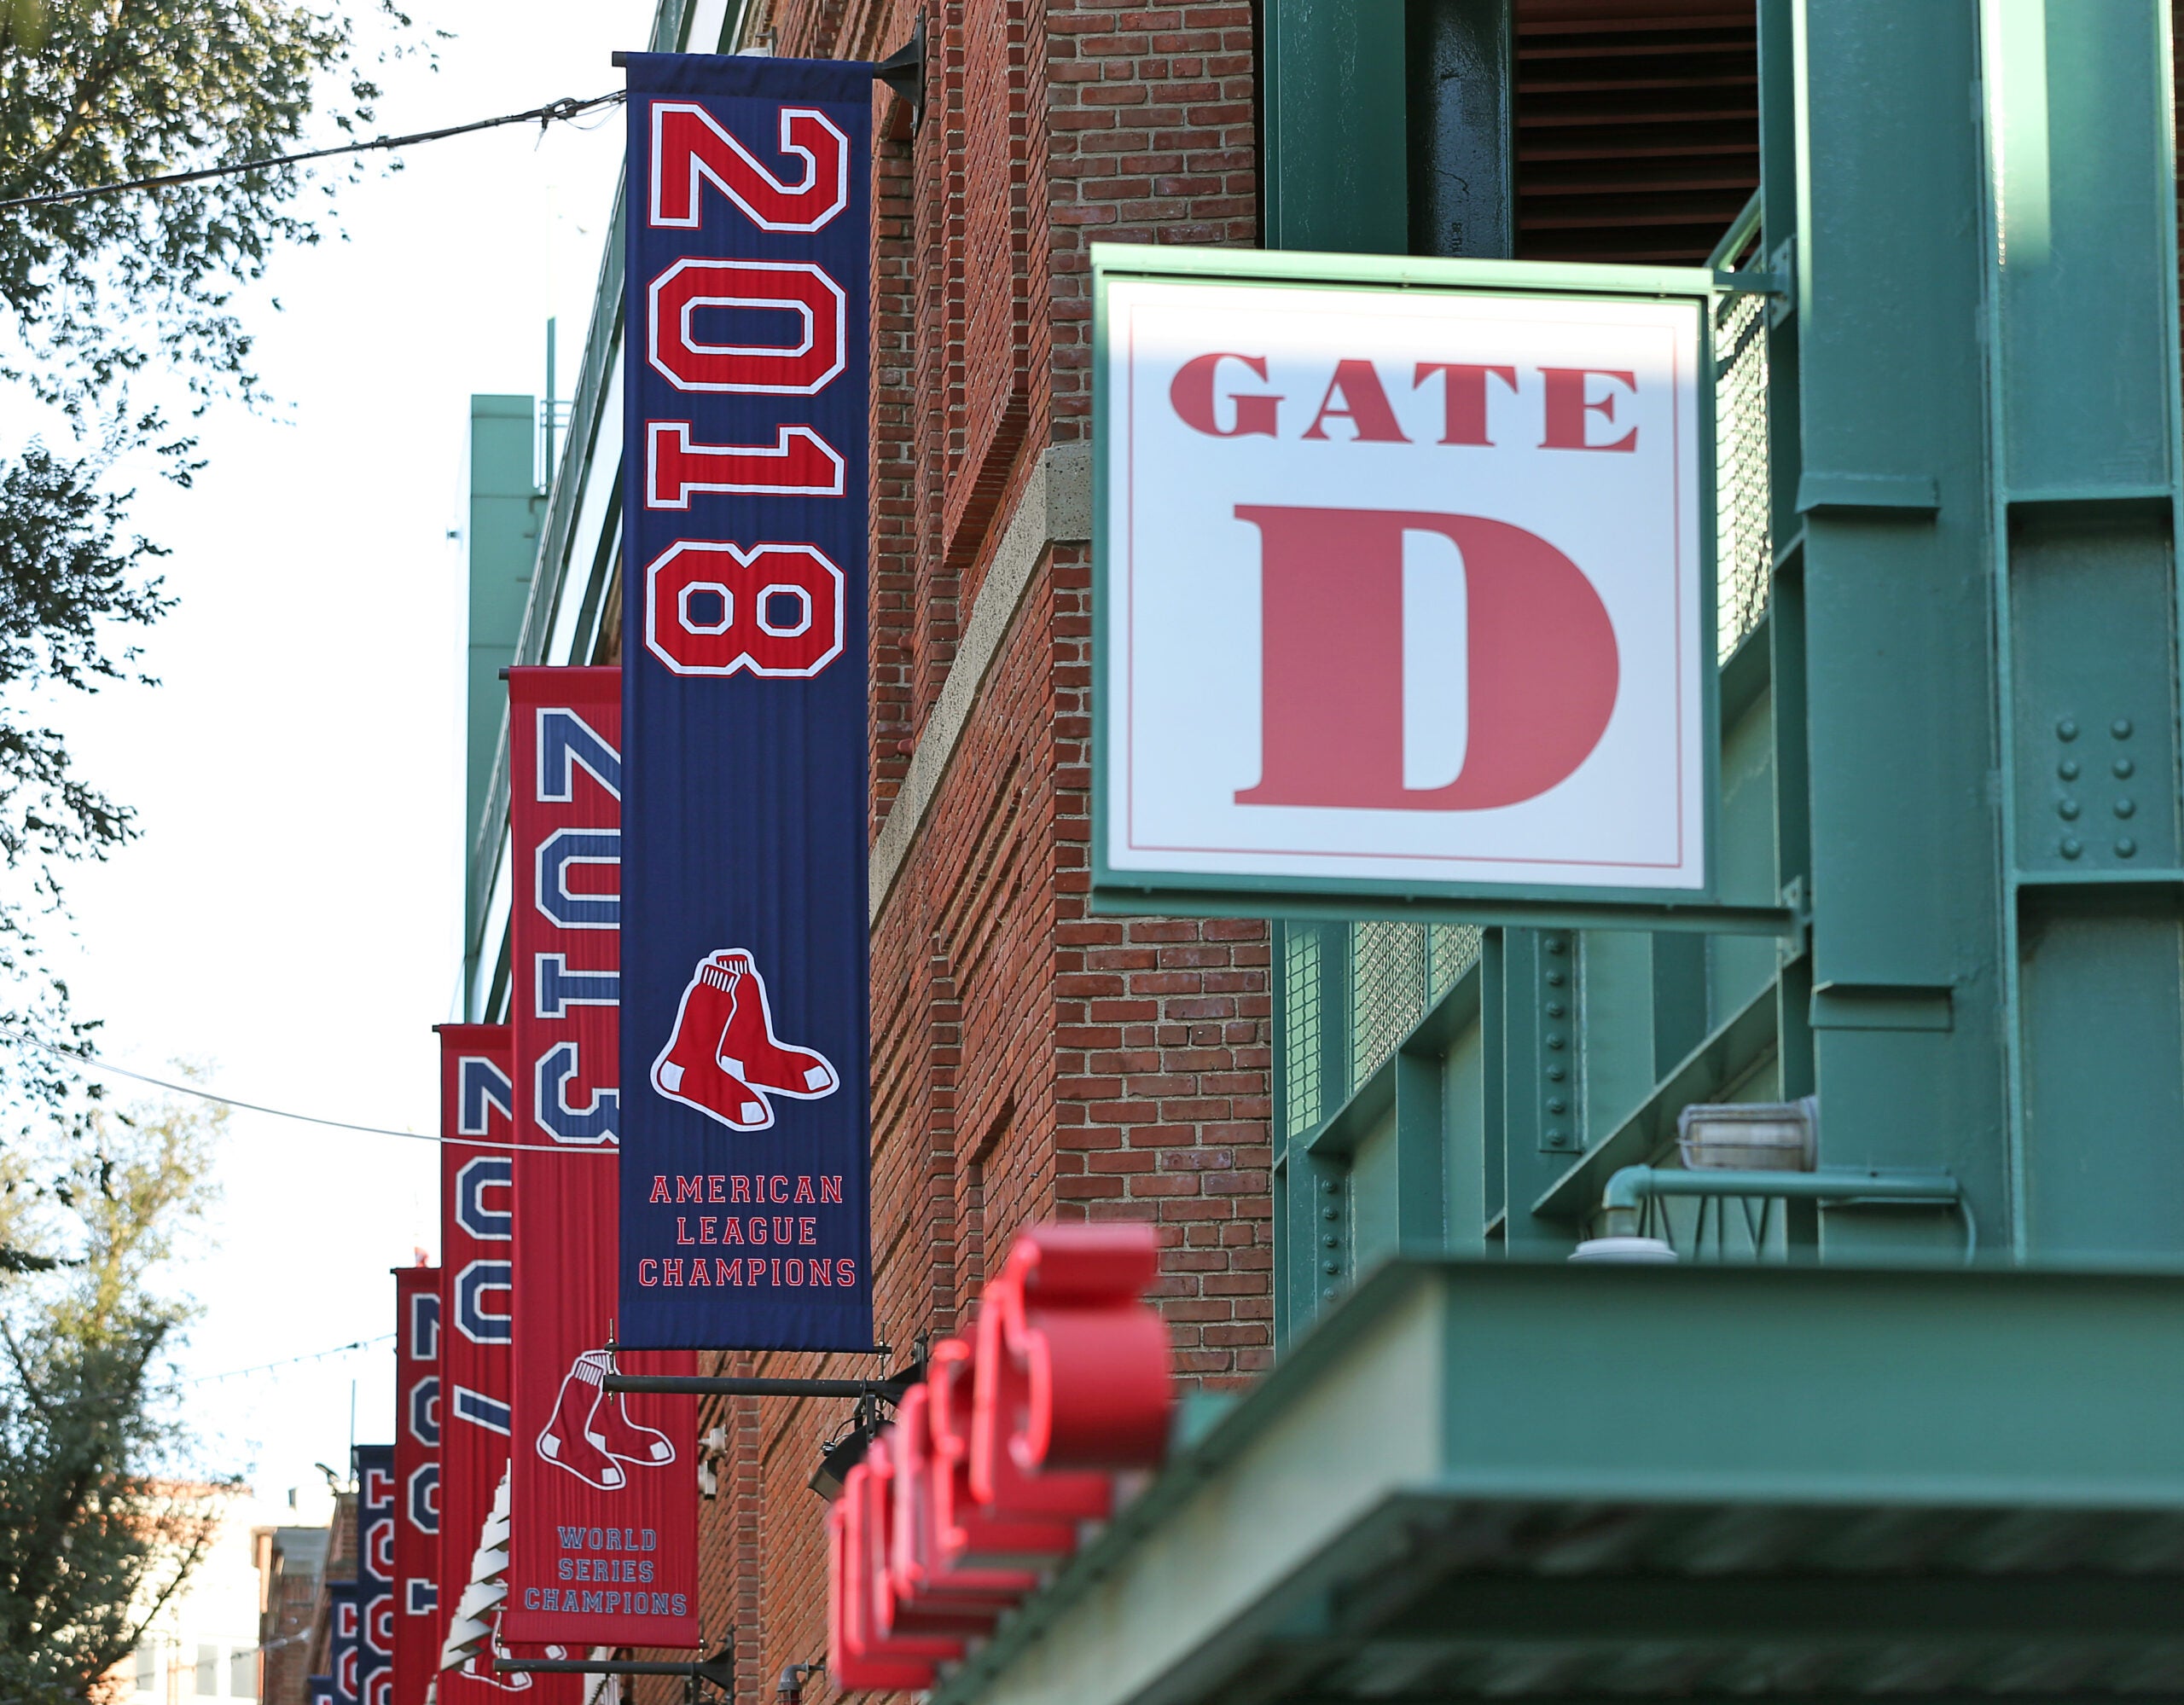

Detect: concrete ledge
869,441,1092,925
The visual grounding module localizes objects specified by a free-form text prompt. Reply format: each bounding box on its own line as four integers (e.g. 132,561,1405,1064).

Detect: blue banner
354,1444,394,1705
329,1582,360,1705
618,53,873,1350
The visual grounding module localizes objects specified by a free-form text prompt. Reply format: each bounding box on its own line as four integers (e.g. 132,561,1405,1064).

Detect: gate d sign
1092,246,1718,923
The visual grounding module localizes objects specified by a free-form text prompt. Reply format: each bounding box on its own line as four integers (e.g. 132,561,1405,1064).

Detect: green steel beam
1404,0,1513,259
1792,3,2009,1259
1261,2,1408,254
1981,0,2184,1260
462,393,537,1000
1500,930,1577,1256
932,1259,2184,1705
1365,1572,2184,1643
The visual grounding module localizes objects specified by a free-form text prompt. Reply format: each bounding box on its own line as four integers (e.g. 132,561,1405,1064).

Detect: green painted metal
1404,0,1513,260
462,183,628,990
1981,0,2184,1262
1598,1164,1963,1240
1260,2,1408,255
1208,0,2184,1348
932,1259,2184,1705
1792,3,2010,1261
462,393,538,1002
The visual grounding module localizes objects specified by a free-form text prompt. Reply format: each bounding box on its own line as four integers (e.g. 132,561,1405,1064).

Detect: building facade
252,1518,330,1705
113,1490,311,1705
455,1,2184,1701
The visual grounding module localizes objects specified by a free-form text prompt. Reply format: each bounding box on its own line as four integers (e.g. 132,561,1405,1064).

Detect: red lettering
1234,505,1618,811
784,1258,804,1286
1540,367,1638,451
749,1217,768,1245
1300,359,1409,443
700,1217,719,1244
717,1259,742,1285
794,1175,816,1204
720,1217,745,1244
731,1176,752,1203
676,1218,695,1246
690,1258,714,1285
650,102,850,232
838,1257,856,1286
648,1176,671,1205
822,1176,844,1203
810,1258,834,1285
647,258,845,394
677,1177,703,1203
707,1175,725,1203
643,540,845,678
1412,362,1519,445
773,1216,795,1245
664,1259,684,1286
799,1216,817,1245
647,420,845,508
638,1259,659,1286
1169,352,1281,438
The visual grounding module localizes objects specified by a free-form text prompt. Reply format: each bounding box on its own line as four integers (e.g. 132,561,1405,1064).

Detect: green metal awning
929,1261,2184,1705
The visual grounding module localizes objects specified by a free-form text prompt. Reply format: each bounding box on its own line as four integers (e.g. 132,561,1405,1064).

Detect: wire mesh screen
1429,923,1484,1004
1351,923,1426,1083
1350,922,1484,1087
1283,926,1324,1140
1715,288,1772,661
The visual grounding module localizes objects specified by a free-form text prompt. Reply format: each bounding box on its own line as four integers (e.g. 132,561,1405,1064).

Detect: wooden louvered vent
1515,0,1760,264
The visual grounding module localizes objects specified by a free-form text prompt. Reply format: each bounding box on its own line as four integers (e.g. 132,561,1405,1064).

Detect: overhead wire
0,89,628,214
0,1026,606,1152
188,1332,397,1387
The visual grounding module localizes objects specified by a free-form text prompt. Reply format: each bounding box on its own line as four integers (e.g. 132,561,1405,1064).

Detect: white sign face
1101,275,1705,894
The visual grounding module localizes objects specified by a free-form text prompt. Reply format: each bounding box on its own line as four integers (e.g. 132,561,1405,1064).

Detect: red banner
392,1265,440,1705
502,666,699,1649
433,1025,572,1702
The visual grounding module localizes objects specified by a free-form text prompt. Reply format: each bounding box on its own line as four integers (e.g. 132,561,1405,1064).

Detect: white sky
23,0,653,1506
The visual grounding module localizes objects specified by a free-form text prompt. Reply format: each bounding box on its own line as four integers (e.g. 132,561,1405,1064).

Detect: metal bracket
1766,233,1797,327
614,15,924,132
1712,267,1785,298
601,1357,925,1403
498,1645,735,1689
873,12,926,133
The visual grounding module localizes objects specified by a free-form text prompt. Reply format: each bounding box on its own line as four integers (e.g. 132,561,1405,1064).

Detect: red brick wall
637,7,1267,1702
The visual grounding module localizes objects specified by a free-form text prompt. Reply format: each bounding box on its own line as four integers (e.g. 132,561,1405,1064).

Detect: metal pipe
1600,1166,1960,1239
496,1661,730,1679
602,1373,911,1400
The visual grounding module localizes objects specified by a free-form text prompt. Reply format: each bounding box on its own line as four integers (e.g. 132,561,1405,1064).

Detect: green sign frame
1089,241,1791,935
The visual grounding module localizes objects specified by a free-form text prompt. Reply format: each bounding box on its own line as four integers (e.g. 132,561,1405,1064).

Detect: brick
648,3,1268,1698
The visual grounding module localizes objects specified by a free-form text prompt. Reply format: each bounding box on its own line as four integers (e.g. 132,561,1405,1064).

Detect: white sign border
1088,244,1784,934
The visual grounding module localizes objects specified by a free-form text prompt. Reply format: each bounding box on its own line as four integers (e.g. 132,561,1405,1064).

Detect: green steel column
462,394,539,1003
1759,0,1817,1250
1261,1,1408,254
1405,0,1514,259
1982,1,2184,1259
1502,929,1579,1259
1792,3,2009,1258
1275,920,1353,1347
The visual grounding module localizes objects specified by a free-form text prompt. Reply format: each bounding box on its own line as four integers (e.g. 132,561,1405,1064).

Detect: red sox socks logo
536,1350,676,1490
650,948,837,1131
